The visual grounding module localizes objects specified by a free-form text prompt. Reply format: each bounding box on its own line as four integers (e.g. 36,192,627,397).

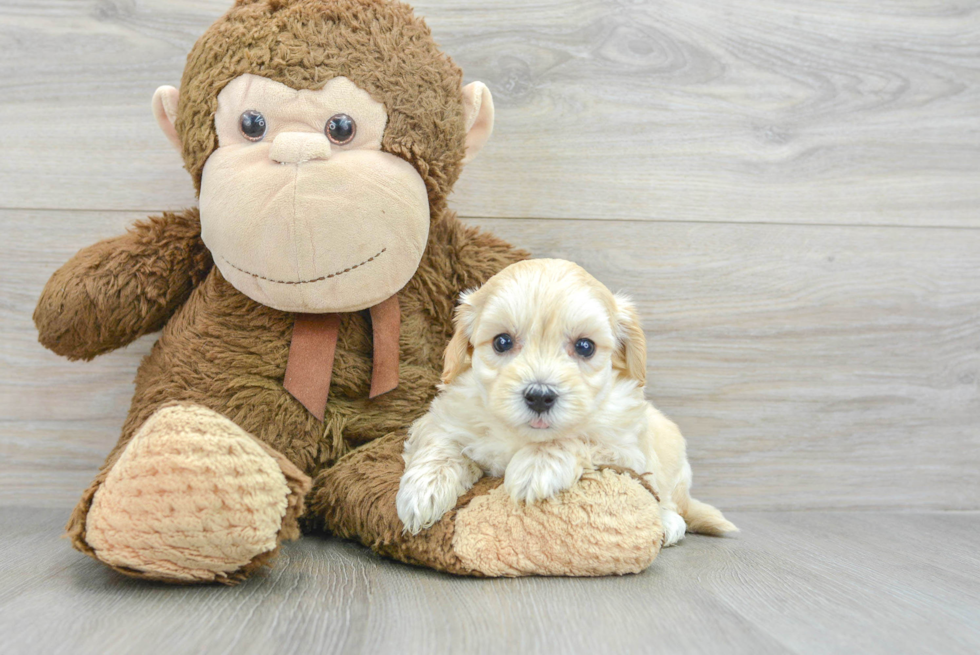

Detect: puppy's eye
573,338,596,358
239,110,267,141
492,334,514,354
325,113,356,145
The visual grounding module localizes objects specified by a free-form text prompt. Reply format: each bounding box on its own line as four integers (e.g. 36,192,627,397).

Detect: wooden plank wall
1,0,977,510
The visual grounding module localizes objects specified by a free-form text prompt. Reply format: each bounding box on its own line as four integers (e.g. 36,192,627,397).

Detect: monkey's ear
441,290,478,385
152,85,182,153
461,82,494,165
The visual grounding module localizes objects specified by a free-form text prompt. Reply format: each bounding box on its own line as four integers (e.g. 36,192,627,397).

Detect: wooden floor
1,508,978,655
1,1,978,653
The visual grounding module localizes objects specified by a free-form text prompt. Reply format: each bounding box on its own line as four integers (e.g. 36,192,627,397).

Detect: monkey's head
152,0,494,313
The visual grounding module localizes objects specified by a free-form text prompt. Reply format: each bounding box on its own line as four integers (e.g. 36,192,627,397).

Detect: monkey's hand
34,208,212,360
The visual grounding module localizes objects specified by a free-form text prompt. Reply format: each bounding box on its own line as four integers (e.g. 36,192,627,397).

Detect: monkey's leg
67,403,311,584
308,431,664,577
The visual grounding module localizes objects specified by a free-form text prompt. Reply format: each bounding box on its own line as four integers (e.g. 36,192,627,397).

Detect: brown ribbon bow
283,295,400,421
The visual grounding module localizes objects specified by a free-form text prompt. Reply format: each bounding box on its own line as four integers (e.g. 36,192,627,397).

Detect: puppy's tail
679,493,738,536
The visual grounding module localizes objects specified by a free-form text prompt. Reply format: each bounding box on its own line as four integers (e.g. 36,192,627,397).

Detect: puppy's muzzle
523,383,559,415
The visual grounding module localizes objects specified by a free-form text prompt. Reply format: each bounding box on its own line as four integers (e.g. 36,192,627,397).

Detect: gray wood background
1,2,979,654
1,0,976,511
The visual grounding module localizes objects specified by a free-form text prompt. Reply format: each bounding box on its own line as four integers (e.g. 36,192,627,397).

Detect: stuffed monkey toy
34,0,663,583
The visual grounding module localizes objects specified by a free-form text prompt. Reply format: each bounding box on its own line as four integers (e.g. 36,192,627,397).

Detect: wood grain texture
0,507,978,655
0,0,977,226
2,4,977,651
3,209,978,510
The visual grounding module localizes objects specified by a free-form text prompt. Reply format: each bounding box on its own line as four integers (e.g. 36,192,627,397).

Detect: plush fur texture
33,209,212,361
36,0,669,582
178,0,468,216
54,209,528,581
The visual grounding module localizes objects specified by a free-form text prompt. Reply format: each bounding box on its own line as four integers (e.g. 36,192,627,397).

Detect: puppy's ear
613,293,647,385
442,290,478,385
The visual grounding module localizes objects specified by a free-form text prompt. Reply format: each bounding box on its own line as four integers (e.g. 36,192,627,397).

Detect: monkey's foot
309,431,663,577
77,403,311,584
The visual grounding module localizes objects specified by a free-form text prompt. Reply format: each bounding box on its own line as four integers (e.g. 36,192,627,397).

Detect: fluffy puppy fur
396,259,737,545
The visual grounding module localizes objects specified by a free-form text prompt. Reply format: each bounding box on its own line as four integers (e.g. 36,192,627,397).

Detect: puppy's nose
523,384,559,414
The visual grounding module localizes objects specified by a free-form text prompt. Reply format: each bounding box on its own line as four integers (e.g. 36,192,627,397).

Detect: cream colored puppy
396,259,736,545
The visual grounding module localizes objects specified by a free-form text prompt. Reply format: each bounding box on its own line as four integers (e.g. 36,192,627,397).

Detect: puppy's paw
504,445,582,504
396,467,467,535
661,508,687,547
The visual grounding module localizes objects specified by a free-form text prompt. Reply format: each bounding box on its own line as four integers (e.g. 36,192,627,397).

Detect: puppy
396,258,736,545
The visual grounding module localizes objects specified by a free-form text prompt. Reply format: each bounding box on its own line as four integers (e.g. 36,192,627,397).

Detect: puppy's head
442,259,647,437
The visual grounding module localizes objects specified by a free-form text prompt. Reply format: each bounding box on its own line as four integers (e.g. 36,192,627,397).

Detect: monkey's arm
34,208,212,360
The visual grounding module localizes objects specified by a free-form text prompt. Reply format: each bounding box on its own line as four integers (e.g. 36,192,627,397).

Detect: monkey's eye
325,113,356,145
492,334,514,354
573,338,596,358
239,110,267,142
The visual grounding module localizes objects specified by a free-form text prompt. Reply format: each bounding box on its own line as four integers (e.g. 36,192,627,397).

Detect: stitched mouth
220,247,386,285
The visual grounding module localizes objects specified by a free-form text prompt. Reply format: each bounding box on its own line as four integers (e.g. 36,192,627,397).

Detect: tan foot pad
452,469,664,576
311,431,663,577
85,404,307,583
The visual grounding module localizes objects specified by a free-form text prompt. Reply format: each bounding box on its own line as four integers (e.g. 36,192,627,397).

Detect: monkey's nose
523,384,559,415
269,132,333,164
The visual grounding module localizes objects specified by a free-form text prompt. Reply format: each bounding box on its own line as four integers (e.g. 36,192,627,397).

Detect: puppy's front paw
504,445,582,504
396,468,466,535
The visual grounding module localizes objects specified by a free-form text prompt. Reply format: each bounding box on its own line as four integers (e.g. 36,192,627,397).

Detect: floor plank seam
3,206,979,232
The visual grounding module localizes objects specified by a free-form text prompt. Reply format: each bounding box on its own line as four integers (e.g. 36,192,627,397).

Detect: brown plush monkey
34,0,663,583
